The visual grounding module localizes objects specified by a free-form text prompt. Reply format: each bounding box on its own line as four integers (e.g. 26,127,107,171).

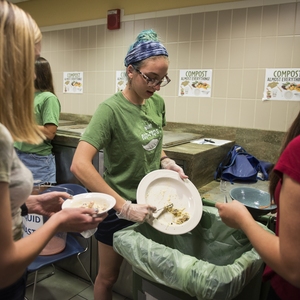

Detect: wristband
160,156,169,162
20,203,28,216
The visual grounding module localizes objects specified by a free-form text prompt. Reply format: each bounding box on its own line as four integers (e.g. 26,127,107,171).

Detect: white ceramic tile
198,98,213,125
203,11,218,41
217,10,232,40
38,1,299,132
166,16,179,43
225,98,241,127
254,100,272,129
240,100,256,128
231,8,247,38
242,70,260,99
191,13,204,42
179,14,192,42
246,7,262,38
227,70,243,99
278,2,296,36
269,101,288,131
275,37,294,67
211,98,227,126
244,38,260,68
216,39,230,69
261,4,279,37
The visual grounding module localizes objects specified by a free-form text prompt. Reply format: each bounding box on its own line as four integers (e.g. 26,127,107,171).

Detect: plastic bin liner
113,206,272,300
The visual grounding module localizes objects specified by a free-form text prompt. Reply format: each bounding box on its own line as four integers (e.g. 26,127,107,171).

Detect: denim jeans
15,149,56,184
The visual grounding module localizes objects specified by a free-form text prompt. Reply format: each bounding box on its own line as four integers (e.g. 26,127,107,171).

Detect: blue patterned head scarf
124,30,168,67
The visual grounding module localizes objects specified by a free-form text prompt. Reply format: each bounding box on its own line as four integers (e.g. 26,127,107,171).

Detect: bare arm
70,141,126,212
0,182,106,289
26,191,70,217
215,174,300,287
38,123,57,140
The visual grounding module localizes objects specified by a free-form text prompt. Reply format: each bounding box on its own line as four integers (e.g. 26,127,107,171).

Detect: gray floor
25,266,131,300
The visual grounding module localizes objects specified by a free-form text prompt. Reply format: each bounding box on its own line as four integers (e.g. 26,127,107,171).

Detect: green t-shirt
14,91,61,155
81,92,166,201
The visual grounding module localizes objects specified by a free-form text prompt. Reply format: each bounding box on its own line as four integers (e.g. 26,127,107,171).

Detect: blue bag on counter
214,144,271,183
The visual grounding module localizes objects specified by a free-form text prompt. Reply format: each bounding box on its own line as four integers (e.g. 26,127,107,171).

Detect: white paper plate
137,170,202,235
62,192,116,215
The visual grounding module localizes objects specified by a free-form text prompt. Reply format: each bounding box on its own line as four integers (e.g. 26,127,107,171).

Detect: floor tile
77,285,94,300
26,266,91,300
25,265,131,300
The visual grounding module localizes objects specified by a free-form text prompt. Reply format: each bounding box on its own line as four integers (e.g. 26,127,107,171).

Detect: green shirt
81,92,166,201
14,91,61,155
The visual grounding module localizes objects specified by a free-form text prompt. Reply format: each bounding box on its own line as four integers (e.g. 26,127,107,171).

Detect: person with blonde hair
0,1,106,299
71,29,187,300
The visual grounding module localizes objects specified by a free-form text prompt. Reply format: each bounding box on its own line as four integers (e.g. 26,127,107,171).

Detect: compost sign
262,68,300,101
178,69,212,97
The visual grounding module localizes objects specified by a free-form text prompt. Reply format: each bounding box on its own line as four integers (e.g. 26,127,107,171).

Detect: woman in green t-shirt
71,29,187,300
14,57,61,185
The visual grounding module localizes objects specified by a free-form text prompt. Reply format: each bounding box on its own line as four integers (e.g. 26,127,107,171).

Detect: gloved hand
161,158,188,179
116,201,157,223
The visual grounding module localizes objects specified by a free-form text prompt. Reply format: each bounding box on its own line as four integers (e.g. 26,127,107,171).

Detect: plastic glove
116,201,156,223
161,158,188,179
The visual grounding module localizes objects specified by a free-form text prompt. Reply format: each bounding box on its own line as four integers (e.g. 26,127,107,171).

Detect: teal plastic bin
113,206,273,300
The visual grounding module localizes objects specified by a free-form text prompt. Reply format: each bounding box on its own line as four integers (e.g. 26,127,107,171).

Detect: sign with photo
63,72,83,93
263,68,300,101
116,71,127,92
178,69,212,97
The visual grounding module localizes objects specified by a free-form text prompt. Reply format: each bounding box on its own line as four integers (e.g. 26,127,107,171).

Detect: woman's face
35,41,41,60
131,56,169,100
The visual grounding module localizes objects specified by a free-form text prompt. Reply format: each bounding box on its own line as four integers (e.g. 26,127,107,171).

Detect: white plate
62,192,116,215
137,170,202,235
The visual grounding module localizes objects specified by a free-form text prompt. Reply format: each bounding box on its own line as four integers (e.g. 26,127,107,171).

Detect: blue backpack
214,145,271,183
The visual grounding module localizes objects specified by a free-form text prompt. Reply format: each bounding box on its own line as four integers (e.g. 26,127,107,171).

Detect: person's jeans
15,149,56,184
0,271,27,300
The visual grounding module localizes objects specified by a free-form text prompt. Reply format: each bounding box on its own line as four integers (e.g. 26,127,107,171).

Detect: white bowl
62,192,116,215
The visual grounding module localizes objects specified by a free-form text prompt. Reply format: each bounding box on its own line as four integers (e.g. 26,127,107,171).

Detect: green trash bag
113,206,272,300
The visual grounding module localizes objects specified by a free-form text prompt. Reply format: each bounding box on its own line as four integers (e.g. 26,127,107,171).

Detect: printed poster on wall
178,69,212,97
263,68,300,101
116,71,127,92
63,72,83,93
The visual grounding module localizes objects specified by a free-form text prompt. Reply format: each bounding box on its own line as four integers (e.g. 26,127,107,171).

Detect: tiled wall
41,0,300,132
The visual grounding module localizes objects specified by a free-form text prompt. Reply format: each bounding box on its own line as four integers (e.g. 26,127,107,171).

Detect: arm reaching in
26,191,72,217
71,141,155,223
215,174,300,288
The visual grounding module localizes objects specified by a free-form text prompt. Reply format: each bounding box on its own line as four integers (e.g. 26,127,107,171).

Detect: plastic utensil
155,203,173,212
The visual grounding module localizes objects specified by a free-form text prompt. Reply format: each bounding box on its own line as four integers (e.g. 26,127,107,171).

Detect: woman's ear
127,65,134,79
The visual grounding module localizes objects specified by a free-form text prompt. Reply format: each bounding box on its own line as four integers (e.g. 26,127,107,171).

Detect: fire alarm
107,9,120,30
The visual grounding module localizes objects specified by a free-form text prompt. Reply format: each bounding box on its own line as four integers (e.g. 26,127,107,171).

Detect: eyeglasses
134,67,171,88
